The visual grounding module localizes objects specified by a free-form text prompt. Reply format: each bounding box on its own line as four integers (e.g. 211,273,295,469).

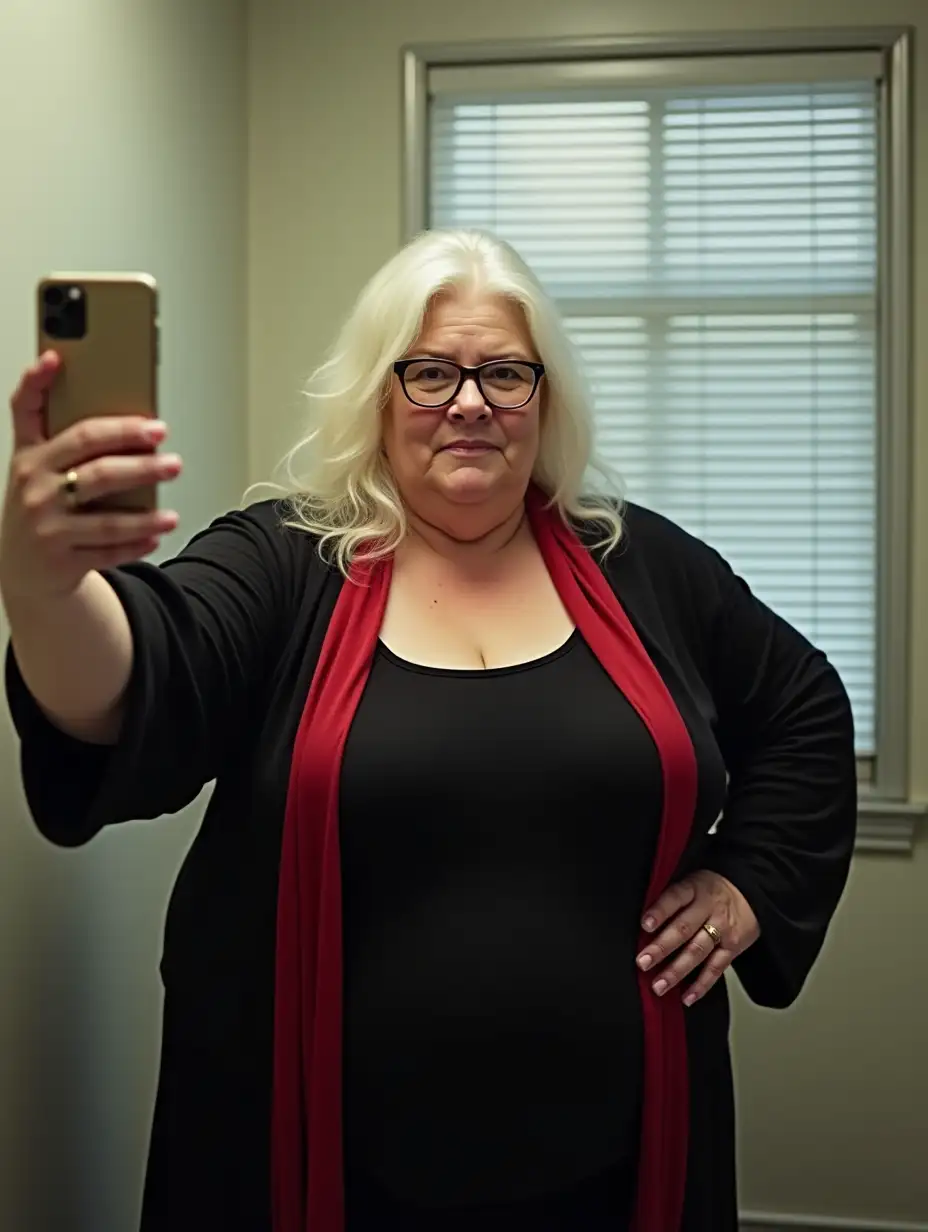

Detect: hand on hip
636,869,760,1007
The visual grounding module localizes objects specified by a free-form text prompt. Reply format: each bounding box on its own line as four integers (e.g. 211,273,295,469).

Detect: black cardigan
5,498,857,1232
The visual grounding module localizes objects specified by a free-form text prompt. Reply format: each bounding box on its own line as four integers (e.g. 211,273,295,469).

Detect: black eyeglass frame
392,358,546,410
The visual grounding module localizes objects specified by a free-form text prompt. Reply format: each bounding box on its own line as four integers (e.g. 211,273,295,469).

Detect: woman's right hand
0,351,183,604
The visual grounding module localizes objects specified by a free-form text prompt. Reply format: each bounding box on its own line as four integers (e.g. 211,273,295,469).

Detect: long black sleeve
702,551,858,1008
5,501,298,847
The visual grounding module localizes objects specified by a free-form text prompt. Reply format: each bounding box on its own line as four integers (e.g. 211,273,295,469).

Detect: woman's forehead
414,289,535,355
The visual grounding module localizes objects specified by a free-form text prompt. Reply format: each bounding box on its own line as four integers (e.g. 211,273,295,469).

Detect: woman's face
383,288,542,531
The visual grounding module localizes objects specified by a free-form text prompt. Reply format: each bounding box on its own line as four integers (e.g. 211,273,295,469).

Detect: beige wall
0,1,247,1229
248,0,928,1225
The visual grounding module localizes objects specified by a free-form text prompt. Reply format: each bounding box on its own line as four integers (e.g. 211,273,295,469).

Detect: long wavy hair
279,228,624,573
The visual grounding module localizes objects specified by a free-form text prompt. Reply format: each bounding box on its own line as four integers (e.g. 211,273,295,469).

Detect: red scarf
272,489,698,1232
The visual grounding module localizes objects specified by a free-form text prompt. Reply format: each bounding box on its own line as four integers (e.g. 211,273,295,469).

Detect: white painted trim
872,27,916,801
428,50,884,94
856,797,928,853
741,1213,928,1231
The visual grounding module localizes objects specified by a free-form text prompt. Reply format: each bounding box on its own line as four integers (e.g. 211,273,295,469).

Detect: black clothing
5,499,857,1231
345,1159,636,1231
340,631,727,1205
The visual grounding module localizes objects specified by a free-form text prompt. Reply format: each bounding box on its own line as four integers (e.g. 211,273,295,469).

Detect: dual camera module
42,283,87,340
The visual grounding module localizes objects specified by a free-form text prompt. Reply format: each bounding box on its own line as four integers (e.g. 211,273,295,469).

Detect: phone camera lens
42,283,87,340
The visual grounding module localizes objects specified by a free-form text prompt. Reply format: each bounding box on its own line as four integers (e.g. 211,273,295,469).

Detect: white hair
278,228,624,573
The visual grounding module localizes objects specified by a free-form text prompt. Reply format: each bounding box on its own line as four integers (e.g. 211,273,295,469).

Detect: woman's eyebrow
405,350,535,363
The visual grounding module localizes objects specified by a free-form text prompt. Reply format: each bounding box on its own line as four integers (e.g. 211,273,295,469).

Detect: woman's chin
435,465,502,503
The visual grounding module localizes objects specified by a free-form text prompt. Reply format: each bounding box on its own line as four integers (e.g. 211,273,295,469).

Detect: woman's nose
448,378,490,422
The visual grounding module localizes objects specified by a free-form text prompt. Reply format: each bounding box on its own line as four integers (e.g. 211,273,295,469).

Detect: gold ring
702,922,722,946
61,469,81,508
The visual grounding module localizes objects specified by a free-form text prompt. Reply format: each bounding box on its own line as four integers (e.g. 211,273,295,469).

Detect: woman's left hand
636,870,760,1007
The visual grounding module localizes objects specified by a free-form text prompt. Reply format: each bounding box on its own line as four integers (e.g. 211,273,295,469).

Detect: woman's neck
403,499,528,566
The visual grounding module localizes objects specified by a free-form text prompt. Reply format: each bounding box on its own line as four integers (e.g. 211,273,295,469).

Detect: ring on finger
702,922,722,946
60,469,81,510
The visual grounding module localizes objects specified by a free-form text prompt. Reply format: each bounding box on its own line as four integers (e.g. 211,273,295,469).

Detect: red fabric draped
272,489,699,1232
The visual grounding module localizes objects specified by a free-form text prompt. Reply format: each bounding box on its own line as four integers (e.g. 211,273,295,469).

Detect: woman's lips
441,442,498,456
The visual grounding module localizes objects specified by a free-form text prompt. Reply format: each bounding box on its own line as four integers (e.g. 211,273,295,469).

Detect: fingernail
159,453,182,471
145,420,168,439
653,979,668,996
637,954,652,971
643,916,656,932
683,993,696,1007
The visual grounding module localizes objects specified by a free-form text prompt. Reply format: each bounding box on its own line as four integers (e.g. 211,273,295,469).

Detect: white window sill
857,797,928,854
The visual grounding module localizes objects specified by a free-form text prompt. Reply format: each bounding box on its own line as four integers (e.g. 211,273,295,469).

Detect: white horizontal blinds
430,98,654,297
429,62,879,752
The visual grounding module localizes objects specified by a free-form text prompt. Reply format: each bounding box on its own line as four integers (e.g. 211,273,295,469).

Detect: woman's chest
338,634,725,891
380,544,574,670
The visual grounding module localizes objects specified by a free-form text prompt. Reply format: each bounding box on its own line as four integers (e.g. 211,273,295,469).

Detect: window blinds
429,59,880,753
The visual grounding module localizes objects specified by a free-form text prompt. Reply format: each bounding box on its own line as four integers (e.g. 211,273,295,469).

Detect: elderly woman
2,230,856,1232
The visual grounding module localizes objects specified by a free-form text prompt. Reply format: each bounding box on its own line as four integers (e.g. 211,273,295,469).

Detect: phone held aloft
37,273,160,512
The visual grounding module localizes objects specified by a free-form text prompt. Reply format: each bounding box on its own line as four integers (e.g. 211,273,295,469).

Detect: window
407,35,917,826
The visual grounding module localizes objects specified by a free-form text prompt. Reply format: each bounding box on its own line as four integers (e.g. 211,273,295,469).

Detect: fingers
682,946,733,1007
74,536,163,569
43,415,168,471
635,870,761,1008
646,922,725,996
641,878,696,935
637,885,702,972
5,366,180,597
56,508,179,548
11,446,181,530
58,451,182,507
9,352,61,448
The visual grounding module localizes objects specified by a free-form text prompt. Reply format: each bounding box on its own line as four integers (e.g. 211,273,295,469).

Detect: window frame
401,26,923,852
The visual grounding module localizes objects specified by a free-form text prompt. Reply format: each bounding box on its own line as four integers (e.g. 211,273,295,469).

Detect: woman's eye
485,362,522,381
407,363,454,383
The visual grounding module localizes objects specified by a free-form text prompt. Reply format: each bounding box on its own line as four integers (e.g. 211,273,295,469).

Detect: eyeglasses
393,358,545,410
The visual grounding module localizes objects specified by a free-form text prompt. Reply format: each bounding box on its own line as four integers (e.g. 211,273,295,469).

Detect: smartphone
37,272,160,511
